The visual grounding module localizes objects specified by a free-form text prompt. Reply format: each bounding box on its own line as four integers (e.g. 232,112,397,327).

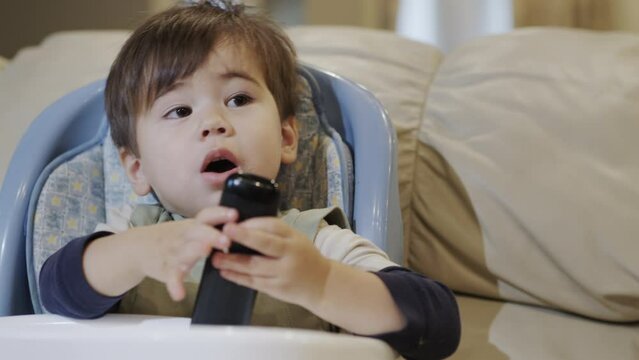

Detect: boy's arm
306,261,460,360
81,225,158,297
86,210,235,299
39,232,123,318
40,228,162,318
371,268,461,360
40,207,237,317
313,227,461,359
307,260,406,334
214,220,461,360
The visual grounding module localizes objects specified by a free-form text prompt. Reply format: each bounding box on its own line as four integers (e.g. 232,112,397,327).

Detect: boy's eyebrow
218,70,260,86
152,70,260,105
154,81,187,103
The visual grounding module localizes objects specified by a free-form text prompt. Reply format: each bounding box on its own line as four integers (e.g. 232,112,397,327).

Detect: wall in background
610,0,639,32
0,0,150,59
396,0,514,53
0,0,398,58
305,0,395,29
3,0,638,59
514,0,639,31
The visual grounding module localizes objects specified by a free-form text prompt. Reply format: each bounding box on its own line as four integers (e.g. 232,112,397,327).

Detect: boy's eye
227,94,253,108
164,106,192,119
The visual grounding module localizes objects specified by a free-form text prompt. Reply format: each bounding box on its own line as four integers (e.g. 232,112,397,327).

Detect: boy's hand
83,207,237,300
137,207,237,301
211,218,331,309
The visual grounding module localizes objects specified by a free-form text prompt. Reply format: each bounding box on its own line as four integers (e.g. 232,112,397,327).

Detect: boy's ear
119,148,152,196
280,115,299,165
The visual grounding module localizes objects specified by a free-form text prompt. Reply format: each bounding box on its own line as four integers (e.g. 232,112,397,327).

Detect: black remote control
191,173,280,325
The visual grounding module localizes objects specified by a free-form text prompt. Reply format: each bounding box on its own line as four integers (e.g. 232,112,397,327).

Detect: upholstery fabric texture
419,28,639,321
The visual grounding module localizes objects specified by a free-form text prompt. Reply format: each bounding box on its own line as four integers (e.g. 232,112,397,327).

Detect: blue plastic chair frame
0,64,403,316
0,82,107,315
301,66,403,262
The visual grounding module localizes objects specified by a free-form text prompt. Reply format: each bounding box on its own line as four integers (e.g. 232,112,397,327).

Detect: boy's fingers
219,269,269,293
195,207,238,225
166,271,185,301
212,252,277,277
223,223,285,257
187,224,230,251
220,270,254,289
219,269,282,295
176,240,210,266
240,217,290,236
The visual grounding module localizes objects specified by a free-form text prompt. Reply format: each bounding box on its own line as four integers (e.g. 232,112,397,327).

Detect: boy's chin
210,192,223,208
165,196,222,218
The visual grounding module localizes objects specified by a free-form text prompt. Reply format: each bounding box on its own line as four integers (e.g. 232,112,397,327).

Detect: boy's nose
201,116,232,138
202,126,227,137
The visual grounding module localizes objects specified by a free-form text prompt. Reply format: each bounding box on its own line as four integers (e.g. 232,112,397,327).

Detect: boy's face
121,43,298,217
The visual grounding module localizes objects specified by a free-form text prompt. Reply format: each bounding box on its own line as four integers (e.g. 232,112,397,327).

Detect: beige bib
118,204,348,331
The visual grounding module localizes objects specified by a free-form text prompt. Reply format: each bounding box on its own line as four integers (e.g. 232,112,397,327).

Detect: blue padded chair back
0,65,402,316
301,66,402,261
0,82,107,316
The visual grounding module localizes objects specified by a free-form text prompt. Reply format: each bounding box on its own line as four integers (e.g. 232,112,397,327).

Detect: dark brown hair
105,1,299,155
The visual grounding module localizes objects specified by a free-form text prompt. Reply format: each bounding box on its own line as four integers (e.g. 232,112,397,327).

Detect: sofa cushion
414,28,639,321
452,294,639,359
288,26,444,260
0,31,129,185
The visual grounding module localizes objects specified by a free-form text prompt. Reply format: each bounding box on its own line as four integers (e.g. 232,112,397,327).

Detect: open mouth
204,158,237,173
201,148,240,178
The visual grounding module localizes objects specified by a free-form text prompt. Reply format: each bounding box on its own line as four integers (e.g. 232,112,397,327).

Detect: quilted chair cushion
31,145,107,310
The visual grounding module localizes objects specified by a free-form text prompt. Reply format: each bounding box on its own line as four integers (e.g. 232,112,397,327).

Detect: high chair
0,64,402,317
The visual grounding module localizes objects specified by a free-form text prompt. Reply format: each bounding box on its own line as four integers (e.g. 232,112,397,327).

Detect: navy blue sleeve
39,231,124,319
371,266,461,360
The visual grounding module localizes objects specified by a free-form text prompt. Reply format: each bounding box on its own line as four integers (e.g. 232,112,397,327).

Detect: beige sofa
1,26,638,359
290,26,639,359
